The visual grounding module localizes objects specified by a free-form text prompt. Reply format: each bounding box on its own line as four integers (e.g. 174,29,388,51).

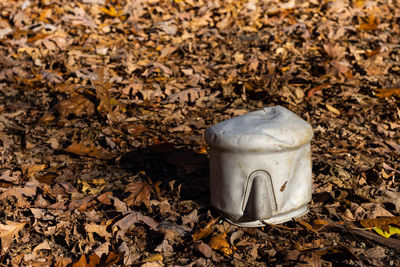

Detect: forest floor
1,0,400,266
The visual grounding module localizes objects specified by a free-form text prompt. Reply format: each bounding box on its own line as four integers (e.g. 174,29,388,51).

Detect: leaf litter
1,0,400,265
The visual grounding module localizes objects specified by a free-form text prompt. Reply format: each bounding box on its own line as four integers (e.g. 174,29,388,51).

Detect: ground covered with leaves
1,0,400,266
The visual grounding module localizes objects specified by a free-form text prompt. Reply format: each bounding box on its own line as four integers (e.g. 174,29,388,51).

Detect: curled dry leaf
56,94,95,118
0,221,26,254
209,232,235,256
192,217,219,242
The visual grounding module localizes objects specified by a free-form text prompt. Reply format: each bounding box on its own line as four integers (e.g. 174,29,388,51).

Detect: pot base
223,205,309,227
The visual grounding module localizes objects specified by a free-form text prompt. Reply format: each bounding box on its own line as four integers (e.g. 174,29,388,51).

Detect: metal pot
205,106,313,227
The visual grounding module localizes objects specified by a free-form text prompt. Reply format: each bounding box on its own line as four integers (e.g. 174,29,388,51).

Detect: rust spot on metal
280,181,288,192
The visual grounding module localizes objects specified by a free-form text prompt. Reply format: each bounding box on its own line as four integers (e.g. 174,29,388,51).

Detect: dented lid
205,106,313,152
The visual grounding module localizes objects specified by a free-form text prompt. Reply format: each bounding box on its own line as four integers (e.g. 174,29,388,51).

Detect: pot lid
205,106,313,152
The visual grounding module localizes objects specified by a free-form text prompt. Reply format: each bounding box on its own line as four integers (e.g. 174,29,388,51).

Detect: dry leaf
0,186,37,207
360,216,400,235
209,232,235,256
192,217,219,241
124,181,154,211
56,95,95,118
21,163,46,178
326,104,340,115
64,141,115,159
359,14,379,31
165,88,211,104
85,223,112,240
375,88,400,98
142,253,163,263
0,221,26,254
78,179,106,195
32,239,51,254
0,170,20,183
195,241,212,258
113,211,159,238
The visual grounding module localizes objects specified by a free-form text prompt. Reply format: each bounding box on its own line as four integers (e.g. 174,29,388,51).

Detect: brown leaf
113,211,159,238
72,255,88,267
0,221,26,254
0,186,37,207
192,217,219,241
56,95,95,118
360,216,400,233
21,163,46,179
375,88,400,98
124,181,154,211
85,223,112,240
359,14,379,31
68,196,95,211
97,192,112,205
195,241,213,258
0,170,20,184
64,141,116,159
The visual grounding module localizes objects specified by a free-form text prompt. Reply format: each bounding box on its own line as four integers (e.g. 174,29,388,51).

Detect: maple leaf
124,182,154,211
0,221,26,254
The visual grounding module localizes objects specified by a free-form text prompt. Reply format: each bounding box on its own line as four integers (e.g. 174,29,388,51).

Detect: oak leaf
0,221,26,254
124,181,154,211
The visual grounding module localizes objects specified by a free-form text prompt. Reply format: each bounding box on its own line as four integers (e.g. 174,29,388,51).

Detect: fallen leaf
373,225,400,238
360,216,400,232
359,14,379,31
64,141,116,159
78,179,106,195
0,186,37,207
0,170,20,183
375,88,400,98
209,232,235,256
32,239,51,254
142,253,163,263
97,192,112,205
192,217,219,241
21,164,46,179
85,223,112,241
94,242,110,258
195,241,212,258
124,181,154,211
118,241,134,265
56,95,95,118
0,221,26,254
113,211,159,238
326,104,341,115
154,239,174,256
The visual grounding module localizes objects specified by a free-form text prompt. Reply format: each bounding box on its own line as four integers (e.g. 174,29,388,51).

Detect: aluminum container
205,106,313,227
